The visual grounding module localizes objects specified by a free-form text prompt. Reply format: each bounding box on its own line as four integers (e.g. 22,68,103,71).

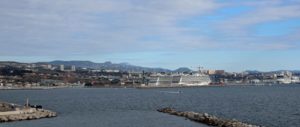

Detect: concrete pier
158,107,262,127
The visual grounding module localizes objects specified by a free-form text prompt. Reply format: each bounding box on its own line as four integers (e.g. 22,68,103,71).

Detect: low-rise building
207,70,225,75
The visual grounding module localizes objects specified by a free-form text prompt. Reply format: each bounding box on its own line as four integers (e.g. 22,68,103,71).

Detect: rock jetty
157,107,262,127
0,109,56,123
0,102,57,123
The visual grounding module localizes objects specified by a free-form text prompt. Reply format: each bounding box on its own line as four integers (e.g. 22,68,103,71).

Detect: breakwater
158,107,262,127
0,102,56,123
0,109,56,123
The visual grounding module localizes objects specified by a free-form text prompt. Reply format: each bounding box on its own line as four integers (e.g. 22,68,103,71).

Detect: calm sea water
1,85,300,127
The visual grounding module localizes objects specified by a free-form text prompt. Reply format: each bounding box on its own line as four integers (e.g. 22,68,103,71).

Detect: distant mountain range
173,67,193,73
1,60,298,73
44,60,192,73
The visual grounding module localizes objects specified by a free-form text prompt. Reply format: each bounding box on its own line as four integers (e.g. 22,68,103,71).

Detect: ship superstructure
147,67,211,87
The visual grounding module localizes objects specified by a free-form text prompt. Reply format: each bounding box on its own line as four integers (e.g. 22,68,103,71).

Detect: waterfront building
47,64,52,70
250,79,260,84
103,69,120,73
71,65,76,71
41,79,65,86
207,70,225,75
60,65,64,71
31,64,36,68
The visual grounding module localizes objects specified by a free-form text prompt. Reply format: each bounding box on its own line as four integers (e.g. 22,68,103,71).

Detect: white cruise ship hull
148,75,211,87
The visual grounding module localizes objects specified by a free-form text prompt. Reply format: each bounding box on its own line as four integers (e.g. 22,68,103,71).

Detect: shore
137,83,299,89
0,86,75,90
1,84,298,91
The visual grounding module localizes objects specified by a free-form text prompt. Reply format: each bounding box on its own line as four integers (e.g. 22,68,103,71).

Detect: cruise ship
147,73,211,87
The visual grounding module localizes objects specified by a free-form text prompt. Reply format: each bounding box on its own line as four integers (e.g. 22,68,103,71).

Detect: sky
0,0,300,72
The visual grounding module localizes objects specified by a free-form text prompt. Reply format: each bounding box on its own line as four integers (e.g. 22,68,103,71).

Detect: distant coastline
1,83,299,91
1,60,300,89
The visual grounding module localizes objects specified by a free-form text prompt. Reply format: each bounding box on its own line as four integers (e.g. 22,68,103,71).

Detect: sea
1,85,300,127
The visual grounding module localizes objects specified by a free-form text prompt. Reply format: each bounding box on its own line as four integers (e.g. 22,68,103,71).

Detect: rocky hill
46,60,172,72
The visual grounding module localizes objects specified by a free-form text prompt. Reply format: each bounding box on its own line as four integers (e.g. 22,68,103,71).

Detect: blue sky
0,0,300,72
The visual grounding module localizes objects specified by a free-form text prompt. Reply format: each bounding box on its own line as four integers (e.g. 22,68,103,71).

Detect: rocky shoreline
0,102,57,123
157,107,262,127
0,109,56,123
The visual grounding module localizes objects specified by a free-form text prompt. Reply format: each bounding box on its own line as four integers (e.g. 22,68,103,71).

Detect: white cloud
221,5,300,31
215,0,300,50
0,0,221,56
220,0,300,33
0,0,299,57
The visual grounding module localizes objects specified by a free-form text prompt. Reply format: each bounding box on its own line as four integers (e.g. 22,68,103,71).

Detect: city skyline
0,0,300,71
